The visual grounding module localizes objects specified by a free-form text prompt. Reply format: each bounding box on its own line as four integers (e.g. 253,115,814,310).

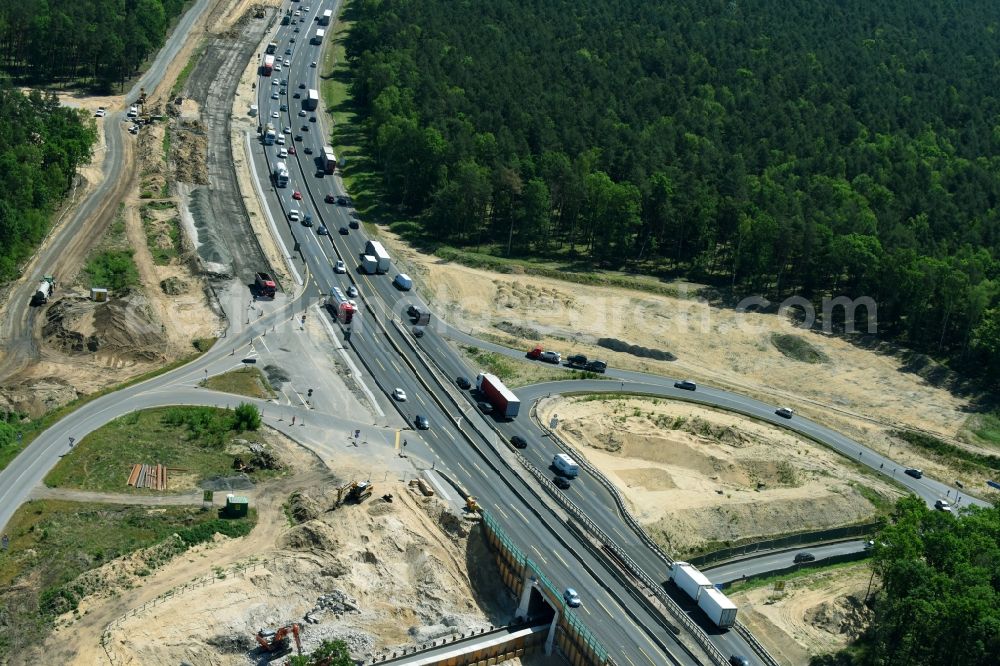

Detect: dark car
339,226,349,235
293,92,301,98
794,552,816,563
407,304,420,317
584,360,607,373
295,134,303,141
412,326,425,338
511,435,528,449
349,219,360,229
299,82,306,89
304,146,313,154
904,468,924,479
325,193,336,203
674,379,697,391
477,401,493,414
566,354,588,367
415,415,429,430
553,476,571,489
310,115,317,122
728,657,750,666
302,124,309,132
336,195,348,205
456,376,471,390
317,225,328,235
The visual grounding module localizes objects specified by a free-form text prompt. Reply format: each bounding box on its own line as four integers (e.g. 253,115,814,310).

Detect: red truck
476,373,520,419
255,272,276,298
262,54,274,76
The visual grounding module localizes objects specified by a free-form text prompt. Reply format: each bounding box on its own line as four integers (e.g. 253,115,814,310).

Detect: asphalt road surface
705,541,870,585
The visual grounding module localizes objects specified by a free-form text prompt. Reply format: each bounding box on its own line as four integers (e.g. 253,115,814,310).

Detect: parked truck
262,54,274,76
697,587,737,629
476,373,520,419
669,562,712,602
326,287,357,324
364,240,390,273
254,272,276,298
32,275,55,305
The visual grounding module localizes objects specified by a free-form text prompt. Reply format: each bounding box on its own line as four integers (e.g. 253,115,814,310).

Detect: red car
324,193,336,203
292,190,302,200
288,146,296,155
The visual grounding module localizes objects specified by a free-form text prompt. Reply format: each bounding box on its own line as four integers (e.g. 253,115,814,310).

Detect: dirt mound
494,320,541,340
281,521,340,551
42,293,167,362
0,376,79,418
495,280,574,310
160,276,188,294
805,593,871,639
287,491,322,524
172,120,209,185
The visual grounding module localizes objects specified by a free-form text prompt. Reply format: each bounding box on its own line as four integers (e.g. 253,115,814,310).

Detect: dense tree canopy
0,86,96,280
813,498,1000,666
0,0,189,90
346,0,1000,376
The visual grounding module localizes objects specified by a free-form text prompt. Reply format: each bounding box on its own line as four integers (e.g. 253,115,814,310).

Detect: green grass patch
44,405,270,493
0,499,255,653
725,560,869,594
171,42,207,98
83,249,140,291
201,367,275,400
968,411,1000,448
850,481,895,514
891,428,1000,473
193,337,217,352
770,333,829,364
162,126,171,162
459,345,604,388
141,204,182,266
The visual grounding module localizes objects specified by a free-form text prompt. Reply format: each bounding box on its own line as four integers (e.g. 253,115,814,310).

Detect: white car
935,499,953,513
310,61,317,68
271,78,279,86
94,109,106,117
276,134,286,145
298,109,307,117
271,91,279,99
334,260,346,273
283,126,292,134
563,588,581,608
288,210,302,222
277,147,288,158
283,59,291,66
274,63,282,72
392,388,407,402
270,111,279,118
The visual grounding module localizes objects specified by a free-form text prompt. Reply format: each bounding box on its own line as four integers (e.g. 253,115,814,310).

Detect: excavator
335,480,373,507
254,623,303,656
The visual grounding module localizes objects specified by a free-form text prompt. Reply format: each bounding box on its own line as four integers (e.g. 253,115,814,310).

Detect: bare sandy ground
730,565,873,665
538,396,900,555
31,432,506,666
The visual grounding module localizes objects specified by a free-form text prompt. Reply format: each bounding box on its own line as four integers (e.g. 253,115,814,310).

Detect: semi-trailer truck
476,373,520,419
263,123,276,145
319,8,332,24
303,89,319,111
262,54,274,76
669,562,712,601
364,241,390,273
322,146,337,174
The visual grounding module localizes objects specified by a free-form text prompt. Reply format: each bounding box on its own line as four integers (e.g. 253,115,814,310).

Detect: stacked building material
127,463,168,490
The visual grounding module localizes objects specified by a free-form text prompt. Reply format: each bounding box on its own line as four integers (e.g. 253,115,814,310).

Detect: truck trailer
697,587,737,629
274,161,289,188
311,28,325,45
263,122,276,145
322,146,337,174
303,89,319,111
319,8,332,24
669,562,712,602
360,255,378,274
364,241,390,273
476,373,520,419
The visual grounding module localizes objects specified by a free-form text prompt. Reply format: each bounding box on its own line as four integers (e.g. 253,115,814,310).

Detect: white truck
552,453,579,477
311,28,325,44
364,240,390,273
669,562,712,602
263,122,276,145
274,161,289,187
32,275,55,305
697,587,737,629
360,255,378,274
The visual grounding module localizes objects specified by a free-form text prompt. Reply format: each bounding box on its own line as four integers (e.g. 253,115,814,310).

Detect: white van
393,273,413,290
127,104,138,118
552,453,579,478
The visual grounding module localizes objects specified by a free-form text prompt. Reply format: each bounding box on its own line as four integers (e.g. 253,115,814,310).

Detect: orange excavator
254,623,303,656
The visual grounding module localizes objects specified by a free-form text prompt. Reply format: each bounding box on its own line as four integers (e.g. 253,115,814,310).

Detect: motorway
0,1,985,666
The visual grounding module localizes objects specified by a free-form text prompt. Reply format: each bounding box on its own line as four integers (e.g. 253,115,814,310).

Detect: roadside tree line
345,0,1000,380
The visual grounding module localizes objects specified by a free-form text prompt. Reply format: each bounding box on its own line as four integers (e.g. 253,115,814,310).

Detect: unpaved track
182,7,275,283
29,486,207,505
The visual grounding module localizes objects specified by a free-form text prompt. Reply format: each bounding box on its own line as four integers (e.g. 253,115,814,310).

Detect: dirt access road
0,0,217,387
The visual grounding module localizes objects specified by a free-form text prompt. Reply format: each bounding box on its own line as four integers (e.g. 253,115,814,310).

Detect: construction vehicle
335,481,373,507
32,275,55,305
465,496,480,513
254,623,302,655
